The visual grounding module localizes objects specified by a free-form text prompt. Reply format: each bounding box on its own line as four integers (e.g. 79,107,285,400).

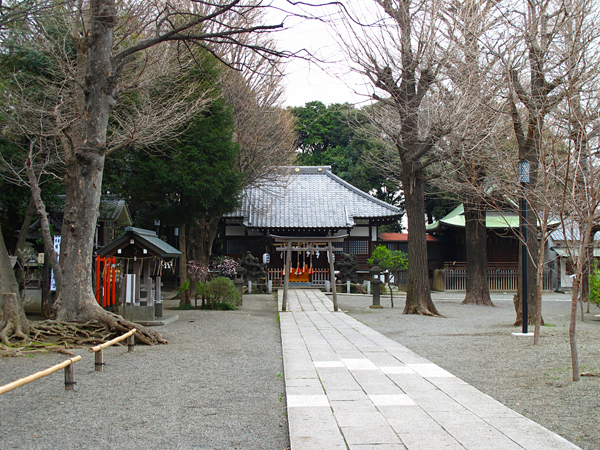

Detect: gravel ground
2,290,598,450
0,294,288,450
338,291,600,450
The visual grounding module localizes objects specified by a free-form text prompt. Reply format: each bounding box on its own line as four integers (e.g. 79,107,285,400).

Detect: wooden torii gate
273,235,348,312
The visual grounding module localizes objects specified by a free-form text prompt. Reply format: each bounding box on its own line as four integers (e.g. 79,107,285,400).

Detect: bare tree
332,0,460,315
0,0,56,30
0,0,289,343
430,0,506,306
213,3,297,188
497,0,581,328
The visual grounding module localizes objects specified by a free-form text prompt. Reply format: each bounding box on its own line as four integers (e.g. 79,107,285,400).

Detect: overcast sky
266,2,372,108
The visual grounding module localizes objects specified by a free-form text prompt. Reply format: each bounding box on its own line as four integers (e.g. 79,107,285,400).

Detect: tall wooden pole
328,242,338,311
283,241,292,311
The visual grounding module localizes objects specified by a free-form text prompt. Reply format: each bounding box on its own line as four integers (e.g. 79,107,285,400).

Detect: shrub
210,256,238,278
237,251,267,292
204,277,241,310
336,253,359,283
187,261,210,283
368,245,408,271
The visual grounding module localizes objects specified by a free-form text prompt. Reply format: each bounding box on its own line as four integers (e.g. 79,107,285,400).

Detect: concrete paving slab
281,289,582,450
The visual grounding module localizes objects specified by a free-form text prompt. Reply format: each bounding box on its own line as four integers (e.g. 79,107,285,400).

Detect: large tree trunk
50,1,164,345
188,217,221,266
402,171,440,316
0,225,30,344
462,204,493,306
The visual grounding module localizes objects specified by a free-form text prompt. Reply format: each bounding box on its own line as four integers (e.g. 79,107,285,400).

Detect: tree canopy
291,101,404,222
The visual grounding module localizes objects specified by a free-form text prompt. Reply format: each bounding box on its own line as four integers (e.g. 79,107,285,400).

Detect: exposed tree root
94,309,168,346
1,307,167,357
462,292,495,306
0,341,76,358
0,293,31,346
402,304,444,317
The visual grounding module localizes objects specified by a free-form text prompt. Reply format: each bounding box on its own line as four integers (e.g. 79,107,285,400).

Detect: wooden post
133,259,140,304
127,334,135,352
283,241,292,311
64,363,76,389
94,349,104,372
95,256,101,304
156,275,162,304
328,242,338,311
144,259,153,306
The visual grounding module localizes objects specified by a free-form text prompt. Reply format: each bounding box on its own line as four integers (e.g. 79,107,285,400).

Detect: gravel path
339,291,600,450
2,290,598,450
0,294,288,450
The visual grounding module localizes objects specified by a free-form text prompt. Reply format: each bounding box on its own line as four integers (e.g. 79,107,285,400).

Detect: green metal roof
426,204,518,231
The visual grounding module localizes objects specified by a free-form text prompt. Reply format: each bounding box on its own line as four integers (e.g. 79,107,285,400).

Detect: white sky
265,2,373,108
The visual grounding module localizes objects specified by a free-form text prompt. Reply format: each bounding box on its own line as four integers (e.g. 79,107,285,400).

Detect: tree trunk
401,171,439,316
462,204,493,306
49,1,165,345
26,157,63,299
514,214,541,327
178,223,191,307
14,197,36,256
570,274,580,381
0,225,30,344
0,293,30,345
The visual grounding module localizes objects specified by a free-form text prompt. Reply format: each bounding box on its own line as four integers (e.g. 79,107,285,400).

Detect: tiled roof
226,166,401,229
379,232,438,242
98,227,181,259
99,196,130,224
550,221,600,242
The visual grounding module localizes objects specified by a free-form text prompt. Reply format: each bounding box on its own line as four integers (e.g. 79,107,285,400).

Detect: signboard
50,236,61,291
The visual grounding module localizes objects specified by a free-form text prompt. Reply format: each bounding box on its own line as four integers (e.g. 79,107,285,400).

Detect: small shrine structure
97,227,181,322
223,166,402,287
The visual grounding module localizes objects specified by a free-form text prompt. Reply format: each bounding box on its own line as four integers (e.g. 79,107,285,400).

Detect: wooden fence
441,263,552,291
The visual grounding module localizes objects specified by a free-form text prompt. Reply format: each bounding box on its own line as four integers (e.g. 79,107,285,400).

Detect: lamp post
518,159,531,335
370,260,383,309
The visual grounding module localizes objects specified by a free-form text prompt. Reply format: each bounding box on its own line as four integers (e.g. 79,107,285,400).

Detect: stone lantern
369,259,383,309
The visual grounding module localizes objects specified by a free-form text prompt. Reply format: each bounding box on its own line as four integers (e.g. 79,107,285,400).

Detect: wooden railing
310,269,329,286
0,356,82,394
89,328,136,372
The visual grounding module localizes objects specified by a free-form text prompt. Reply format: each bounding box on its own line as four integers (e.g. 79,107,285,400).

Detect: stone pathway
279,289,581,450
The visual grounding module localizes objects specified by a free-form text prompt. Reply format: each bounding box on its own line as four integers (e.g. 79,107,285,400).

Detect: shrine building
222,166,401,286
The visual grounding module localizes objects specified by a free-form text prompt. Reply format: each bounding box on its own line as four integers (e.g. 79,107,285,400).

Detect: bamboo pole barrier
0,356,82,395
89,329,136,372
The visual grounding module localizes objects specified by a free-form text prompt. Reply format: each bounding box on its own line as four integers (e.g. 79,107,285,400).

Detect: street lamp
518,159,531,335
